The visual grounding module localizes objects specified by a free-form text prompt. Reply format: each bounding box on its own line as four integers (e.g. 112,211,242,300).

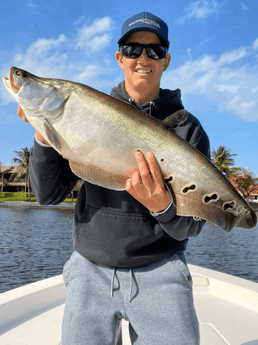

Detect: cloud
0,16,117,106
187,48,192,59
240,2,248,10
162,38,258,122
175,0,223,24
253,38,258,51
76,17,114,55
73,15,86,26
28,0,39,8
197,38,213,49
10,34,68,79
27,0,40,14
74,64,102,83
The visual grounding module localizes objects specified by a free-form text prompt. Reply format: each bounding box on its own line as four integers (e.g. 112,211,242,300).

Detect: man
18,12,210,345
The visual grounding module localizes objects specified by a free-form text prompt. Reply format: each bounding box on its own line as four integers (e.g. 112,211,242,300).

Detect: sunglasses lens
147,46,167,60
121,45,142,58
121,45,167,60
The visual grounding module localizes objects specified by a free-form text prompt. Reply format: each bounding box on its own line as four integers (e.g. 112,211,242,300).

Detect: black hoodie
29,81,210,268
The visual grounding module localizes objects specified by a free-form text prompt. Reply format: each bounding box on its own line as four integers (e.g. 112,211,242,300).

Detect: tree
0,161,3,193
70,179,82,203
231,168,258,201
211,146,237,178
11,147,32,202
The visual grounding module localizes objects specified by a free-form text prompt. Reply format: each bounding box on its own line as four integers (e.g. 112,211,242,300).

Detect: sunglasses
119,43,168,60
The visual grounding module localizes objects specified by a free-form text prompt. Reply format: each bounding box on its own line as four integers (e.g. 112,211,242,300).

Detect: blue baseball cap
118,12,170,48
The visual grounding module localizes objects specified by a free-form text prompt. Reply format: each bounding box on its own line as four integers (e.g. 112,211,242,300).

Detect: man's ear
163,53,171,72
115,51,124,70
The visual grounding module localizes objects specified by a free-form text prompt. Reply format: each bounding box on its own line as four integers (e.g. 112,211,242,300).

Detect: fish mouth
2,76,10,89
3,67,24,94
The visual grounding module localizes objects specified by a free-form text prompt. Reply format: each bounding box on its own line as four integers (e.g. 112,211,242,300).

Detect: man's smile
135,69,152,74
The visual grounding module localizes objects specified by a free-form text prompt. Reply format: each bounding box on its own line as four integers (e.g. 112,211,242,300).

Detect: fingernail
135,151,141,158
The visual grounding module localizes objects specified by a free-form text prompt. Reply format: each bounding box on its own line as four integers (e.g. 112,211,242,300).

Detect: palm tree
11,147,32,202
211,146,237,178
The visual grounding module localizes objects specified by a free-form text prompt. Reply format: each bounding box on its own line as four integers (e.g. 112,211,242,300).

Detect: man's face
115,31,171,96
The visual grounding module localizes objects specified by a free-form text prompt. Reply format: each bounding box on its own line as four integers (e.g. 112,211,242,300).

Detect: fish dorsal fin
162,110,189,127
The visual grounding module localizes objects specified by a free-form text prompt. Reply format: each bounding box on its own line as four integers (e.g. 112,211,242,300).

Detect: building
230,175,258,203
0,165,27,193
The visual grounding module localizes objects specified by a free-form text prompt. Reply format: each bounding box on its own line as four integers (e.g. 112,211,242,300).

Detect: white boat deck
0,265,257,345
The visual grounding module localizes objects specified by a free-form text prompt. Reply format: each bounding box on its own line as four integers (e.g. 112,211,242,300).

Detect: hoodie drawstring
111,268,136,303
129,269,135,303
149,101,154,116
111,268,117,297
129,98,155,116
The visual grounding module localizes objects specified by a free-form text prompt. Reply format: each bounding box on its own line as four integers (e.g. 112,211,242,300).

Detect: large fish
3,67,257,231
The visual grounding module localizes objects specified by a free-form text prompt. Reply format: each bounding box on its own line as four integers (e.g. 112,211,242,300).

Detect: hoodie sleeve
151,117,211,240
29,137,79,205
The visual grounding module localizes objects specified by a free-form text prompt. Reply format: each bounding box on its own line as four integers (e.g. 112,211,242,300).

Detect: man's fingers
131,170,142,190
17,105,29,123
146,151,165,187
134,151,152,187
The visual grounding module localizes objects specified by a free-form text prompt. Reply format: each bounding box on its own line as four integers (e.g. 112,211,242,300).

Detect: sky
0,0,257,177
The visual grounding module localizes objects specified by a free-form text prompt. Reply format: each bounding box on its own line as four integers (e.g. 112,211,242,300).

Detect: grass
0,197,76,203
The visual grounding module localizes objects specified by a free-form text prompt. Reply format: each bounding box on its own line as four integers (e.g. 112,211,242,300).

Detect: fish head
3,67,72,120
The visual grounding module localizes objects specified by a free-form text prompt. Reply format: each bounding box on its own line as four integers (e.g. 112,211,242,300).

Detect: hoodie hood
110,81,184,121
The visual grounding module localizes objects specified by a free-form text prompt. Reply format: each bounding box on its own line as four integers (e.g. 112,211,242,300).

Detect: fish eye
16,70,21,77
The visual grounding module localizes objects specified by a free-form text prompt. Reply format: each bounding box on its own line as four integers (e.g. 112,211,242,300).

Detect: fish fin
162,110,189,127
69,160,127,190
175,193,234,232
166,183,177,207
43,119,62,151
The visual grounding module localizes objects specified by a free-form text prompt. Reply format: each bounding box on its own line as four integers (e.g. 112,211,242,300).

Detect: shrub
0,192,14,198
0,192,35,198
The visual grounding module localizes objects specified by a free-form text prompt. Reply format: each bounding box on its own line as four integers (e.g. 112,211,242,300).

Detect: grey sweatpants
62,251,200,345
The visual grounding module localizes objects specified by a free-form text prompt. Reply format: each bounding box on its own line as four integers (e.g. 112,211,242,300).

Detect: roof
0,165,19,174
230,175,258,195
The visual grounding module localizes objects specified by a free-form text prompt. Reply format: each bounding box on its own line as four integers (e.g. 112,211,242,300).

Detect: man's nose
137,48,150,62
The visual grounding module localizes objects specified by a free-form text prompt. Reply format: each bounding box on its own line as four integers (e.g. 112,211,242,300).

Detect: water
0,207,74,293
0,207,257,293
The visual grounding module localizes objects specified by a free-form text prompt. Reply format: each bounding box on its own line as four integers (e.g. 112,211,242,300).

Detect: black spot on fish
203,193,219,203
165,176,173,183
223,201,236,212
182,184,197,194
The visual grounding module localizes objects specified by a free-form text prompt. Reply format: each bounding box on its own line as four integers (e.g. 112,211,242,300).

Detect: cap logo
128,18,161,29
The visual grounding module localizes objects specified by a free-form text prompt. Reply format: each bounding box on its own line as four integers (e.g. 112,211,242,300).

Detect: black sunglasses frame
119,43,168,60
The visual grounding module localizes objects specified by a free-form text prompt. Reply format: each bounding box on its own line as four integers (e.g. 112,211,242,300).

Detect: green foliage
211,146,237,178
0,192,14,198
231,167,258,200
11,147,32,201
0,192,75,203
0,192,34,199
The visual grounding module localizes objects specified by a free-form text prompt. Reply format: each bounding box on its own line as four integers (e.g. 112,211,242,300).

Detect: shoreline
0,200,257,211
0,201,75,209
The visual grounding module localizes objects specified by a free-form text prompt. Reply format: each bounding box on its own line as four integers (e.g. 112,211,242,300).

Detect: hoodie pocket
172,253,193,287
62,251,78,287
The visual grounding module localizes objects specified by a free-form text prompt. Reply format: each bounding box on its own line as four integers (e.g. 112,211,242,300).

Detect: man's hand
17,105,29,123
17,105,49,145
126,151,172,213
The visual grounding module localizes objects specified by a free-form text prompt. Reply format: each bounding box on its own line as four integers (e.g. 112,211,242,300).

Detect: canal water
0,207,257,293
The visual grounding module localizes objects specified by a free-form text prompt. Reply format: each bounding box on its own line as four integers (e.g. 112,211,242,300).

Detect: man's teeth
136,70,151,73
